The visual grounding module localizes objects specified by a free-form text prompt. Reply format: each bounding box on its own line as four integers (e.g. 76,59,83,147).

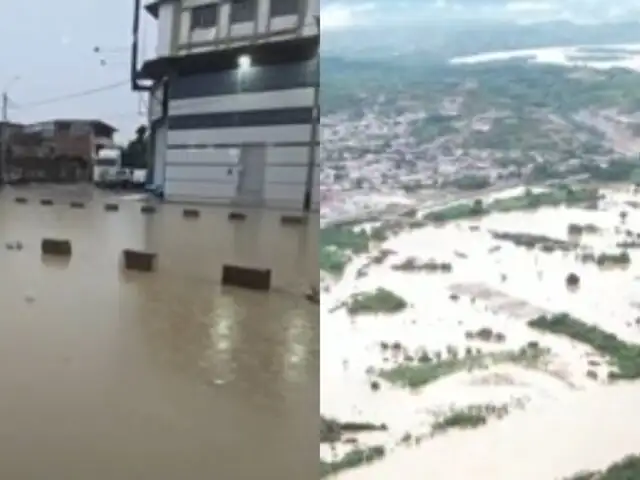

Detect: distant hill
322,20,640,59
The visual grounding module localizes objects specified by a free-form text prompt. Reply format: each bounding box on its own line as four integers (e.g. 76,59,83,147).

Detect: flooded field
338,382,640,480
321,185,640,478
0,185,319,479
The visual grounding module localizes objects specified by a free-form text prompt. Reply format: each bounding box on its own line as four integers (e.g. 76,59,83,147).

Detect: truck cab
93,148,123,187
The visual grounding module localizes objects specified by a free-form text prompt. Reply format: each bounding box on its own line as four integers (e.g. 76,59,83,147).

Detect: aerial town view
321,1,640,479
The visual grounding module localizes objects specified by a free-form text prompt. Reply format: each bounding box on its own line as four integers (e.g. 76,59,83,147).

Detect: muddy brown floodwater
0,185,319,479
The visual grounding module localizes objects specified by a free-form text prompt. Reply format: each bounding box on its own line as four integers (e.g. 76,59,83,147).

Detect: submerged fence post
221,264,271,291
183,208,200,219
281,214,308,225
122,249,157,272
41,238,72,256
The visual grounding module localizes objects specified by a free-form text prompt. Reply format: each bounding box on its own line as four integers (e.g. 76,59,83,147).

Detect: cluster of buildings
0,119,117,183
318,106,519,223
134,0,320,212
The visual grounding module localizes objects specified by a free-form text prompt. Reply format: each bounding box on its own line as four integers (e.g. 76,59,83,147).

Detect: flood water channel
0,185,319,479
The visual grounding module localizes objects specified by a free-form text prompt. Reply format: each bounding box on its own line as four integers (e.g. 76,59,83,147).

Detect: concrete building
2,119,116,182
139,0,319,211
22,119,117,157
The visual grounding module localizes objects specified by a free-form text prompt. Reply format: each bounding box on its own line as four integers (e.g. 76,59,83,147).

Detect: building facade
141,0,319,211
2,119,116,183
22,119,117,158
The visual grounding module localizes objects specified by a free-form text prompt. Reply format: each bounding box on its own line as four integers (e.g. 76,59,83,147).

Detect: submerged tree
565,272,580,288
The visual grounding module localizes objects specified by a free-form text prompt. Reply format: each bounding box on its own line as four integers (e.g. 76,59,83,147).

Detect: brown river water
0,185,319,479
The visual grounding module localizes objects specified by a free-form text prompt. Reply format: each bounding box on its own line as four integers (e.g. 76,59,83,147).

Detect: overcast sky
3,0,635,142
321,0,640,29
0,0,154,142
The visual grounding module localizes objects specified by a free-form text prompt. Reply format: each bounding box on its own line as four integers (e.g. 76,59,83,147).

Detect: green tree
470,199,484,215
122,125,148,169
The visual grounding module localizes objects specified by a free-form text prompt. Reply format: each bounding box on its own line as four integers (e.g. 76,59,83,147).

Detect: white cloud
321,2,375,30
505,2,557,12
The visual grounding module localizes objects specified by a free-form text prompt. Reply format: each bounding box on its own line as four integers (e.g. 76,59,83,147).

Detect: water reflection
204,289,239,385
282,308,315,385
0,185,319,479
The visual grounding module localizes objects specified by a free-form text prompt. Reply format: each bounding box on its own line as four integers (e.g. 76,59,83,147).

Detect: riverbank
320,184,598,275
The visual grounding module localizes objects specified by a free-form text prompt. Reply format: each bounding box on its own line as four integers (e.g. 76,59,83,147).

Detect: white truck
93,147,148,189
93,148,125,186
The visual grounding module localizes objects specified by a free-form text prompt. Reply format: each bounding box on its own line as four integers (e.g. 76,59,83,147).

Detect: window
270,0,299,17
56,121,71,133
190,4,218,30
95,158,118,167
230,0,257,23
70,123,90,135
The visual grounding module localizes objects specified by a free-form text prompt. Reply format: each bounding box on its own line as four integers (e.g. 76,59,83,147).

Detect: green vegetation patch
578,251,632,267
425,199,485,222
528,313,640,380
432,410,488,433
321,417,342,443
346,288,408,316
565,454,640,480
491,186,599,212
379,347,546,389
424,187,599,223
568,223,601,235
321,226,370,253
320,417,388,444
391,257,453,273
320,226,371,275
320,446,386,478
491,231,573,252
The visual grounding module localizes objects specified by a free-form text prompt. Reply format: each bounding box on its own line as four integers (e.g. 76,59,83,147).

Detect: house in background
3,119,117,182
139,0,320,211
23,119,117,157
0,121,25,140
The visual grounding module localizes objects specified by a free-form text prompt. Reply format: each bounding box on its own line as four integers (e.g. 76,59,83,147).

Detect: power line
12,80,129,110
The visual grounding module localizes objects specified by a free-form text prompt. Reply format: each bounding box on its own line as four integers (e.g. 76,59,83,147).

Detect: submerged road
0,185,319,479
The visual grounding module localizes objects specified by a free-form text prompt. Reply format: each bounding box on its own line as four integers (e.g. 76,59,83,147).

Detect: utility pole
0,91,8,184
2,91,7,121
0,76,20,184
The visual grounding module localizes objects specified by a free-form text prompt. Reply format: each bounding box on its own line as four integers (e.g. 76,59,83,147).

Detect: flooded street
0,185,319,479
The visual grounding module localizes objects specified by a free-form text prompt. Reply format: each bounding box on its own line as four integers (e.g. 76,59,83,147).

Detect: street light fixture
237,54,252,71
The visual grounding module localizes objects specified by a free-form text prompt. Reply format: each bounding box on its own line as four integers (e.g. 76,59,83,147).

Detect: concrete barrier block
70,201,85,209
221,264,271,291
14,197,27,204
228,211,247,221
104,203,119,212
41,238,72,256
140,205,156,214
40,199,54,206
183,208,200,219
281,214,308,225
122,249,157,272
